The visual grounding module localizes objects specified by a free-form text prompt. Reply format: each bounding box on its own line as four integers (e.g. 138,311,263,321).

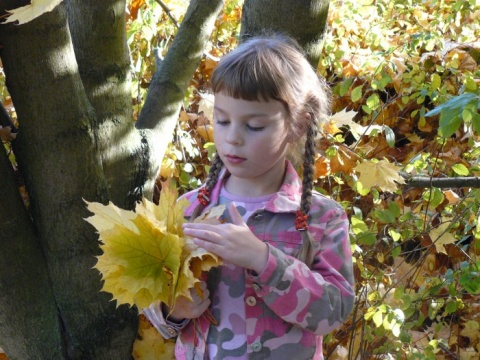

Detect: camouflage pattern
143,161,354,359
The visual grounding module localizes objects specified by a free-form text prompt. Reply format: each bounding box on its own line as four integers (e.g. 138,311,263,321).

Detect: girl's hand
165,281,210,322
183,203,269,274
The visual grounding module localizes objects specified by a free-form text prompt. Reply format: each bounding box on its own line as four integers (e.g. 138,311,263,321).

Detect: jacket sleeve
246,200,355,335
142,302,190,339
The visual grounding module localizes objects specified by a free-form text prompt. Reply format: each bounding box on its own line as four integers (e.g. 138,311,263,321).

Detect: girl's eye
247,125,265,131
215,119,229,126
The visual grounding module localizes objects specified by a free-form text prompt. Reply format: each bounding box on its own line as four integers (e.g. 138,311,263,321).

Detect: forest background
1,0,479,359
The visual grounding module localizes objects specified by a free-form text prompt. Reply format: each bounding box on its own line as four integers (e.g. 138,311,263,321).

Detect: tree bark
0,4,138,358
66,0,139,208
0,0,225,358
240,0,330,66
0,140,63,359
404,175,480,189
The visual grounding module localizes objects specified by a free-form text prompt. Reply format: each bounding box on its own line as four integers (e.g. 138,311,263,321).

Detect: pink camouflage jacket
144,161,355,359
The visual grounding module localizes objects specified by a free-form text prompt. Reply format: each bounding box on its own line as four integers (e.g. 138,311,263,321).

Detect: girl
144,35,355,360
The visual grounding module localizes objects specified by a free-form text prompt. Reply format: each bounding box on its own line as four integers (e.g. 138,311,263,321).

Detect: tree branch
154,0,179,28
134,0,224,198
404,175,480,189
136,0,224,130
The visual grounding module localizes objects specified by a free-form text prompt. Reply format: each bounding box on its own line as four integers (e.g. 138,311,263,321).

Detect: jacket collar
185,160,302,216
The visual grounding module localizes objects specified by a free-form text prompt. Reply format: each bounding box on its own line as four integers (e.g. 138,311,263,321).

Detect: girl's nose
226,127,243,145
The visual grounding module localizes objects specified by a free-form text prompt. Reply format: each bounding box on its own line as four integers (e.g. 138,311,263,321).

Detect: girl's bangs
211,52,283,103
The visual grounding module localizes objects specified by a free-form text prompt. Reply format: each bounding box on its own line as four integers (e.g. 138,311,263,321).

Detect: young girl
144,35,355,360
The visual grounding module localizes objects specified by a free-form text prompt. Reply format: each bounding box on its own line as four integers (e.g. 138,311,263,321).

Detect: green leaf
438,111,462,138
366,93,380,110
472,112,480,134
425,92,478,117
339,77,354,97
351,85,363,102
384,125,395,148
372,310,383,327
451,163,469,176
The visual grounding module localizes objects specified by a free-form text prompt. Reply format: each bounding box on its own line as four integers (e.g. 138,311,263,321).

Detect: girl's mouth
225,155,246,164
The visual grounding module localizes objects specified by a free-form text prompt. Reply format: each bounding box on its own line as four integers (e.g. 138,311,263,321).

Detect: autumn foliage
1,0,479,359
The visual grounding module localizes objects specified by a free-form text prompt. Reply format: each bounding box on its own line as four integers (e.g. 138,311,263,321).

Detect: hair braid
297,118,318,268
191,153,224,220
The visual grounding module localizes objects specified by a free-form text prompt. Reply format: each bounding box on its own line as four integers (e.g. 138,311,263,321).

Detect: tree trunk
240,0,330,67
0,139,63,359
0,0,223,358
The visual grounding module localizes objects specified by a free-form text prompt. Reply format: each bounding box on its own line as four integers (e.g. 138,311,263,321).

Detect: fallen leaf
460,320,480,342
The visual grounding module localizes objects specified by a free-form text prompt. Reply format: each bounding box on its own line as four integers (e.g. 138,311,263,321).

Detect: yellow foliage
354,159,405,193
133,315,175,360
85,183,223,311
429,220,457,255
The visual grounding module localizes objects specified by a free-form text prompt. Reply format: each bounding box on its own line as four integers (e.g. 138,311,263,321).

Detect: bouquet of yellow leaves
84,182,223,311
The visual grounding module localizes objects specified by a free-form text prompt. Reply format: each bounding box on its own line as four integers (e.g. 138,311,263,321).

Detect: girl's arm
182,201,354,335
142,281,210,338
246,202,355,335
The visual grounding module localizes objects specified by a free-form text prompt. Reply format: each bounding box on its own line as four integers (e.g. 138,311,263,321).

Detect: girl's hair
193,34,331,268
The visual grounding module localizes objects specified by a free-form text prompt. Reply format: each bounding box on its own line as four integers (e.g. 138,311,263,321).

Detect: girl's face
213,92,292,197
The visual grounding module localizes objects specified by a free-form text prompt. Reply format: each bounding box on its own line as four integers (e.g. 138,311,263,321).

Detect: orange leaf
128,0,146,21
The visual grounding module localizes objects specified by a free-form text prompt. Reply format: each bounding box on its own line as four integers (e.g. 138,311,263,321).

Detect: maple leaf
133,314,175,360
197,92,215,121
354,159,405,193
85,183,223,311
460,320,480,342
331,108,383,140
3,0,64,25
429,220,456,255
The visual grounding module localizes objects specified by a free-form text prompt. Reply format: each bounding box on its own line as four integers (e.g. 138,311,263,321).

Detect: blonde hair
194,35,331,268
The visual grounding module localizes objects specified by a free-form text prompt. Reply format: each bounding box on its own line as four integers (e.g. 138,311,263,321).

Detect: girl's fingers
228,202,246,227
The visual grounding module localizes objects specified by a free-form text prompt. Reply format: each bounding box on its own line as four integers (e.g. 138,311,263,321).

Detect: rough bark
66,0,139,207
0,0,224,358
0,138,63,359
404,175,480,189
240,0,330,66
0,4,138,359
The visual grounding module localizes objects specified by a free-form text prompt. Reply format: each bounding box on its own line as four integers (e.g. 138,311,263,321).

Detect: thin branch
155,0,179,28
403,174,480,189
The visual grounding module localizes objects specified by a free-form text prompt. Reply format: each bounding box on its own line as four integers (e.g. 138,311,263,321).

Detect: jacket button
251,342,262,352
167,327,177,337
252,284,261,292
246,296,257,306
253,212,263,220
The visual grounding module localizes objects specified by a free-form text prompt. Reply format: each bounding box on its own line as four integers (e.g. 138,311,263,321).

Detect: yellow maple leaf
429,220,456,255
85,184,223,311
133,315,175,360
460,320,480,342
354,159,405,193
175,205,225,298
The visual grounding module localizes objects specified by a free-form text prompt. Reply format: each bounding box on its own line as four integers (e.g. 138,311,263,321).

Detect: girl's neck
223,168,286,198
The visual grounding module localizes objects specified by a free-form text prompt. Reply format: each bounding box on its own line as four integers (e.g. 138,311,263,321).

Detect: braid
297,117,318,268
300,119,317,215
191,154,224,220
